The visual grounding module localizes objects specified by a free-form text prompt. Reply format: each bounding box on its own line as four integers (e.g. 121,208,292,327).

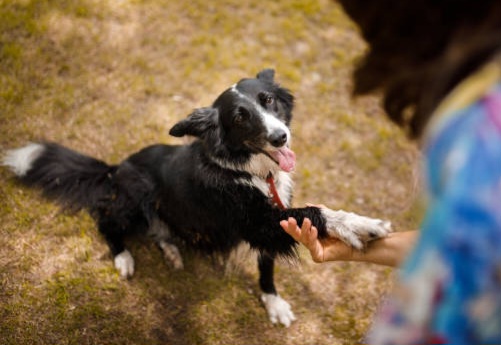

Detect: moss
1,42,23,69
290,0,322,16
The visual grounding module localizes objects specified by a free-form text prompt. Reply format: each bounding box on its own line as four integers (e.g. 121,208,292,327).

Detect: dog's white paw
261,293,296,327
114,250,135,279
321,208,392,250
159,241,184,270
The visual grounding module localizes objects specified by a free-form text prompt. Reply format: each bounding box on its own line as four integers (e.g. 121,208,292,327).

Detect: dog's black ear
256,69,275,83
169,107,218,138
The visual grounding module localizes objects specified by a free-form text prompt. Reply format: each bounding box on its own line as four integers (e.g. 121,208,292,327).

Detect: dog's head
169,69,296,175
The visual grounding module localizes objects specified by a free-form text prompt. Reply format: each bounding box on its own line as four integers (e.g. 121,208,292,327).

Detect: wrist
321,239,356,262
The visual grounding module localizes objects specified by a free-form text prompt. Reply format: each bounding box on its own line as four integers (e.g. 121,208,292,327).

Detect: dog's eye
234,114,243,124
259,92,274,107
234,107,249,125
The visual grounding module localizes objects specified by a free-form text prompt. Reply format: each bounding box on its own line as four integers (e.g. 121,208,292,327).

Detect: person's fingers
301,218,319,246
287,217,299,239
308,226,325,262
280,217,327,263
281,217,317,249
308,224,319,244
279,220,289,232
299,218,313,244
298,219,324,262
280,217,300,241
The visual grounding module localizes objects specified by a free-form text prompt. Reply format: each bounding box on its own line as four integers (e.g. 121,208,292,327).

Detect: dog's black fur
4,69,389,326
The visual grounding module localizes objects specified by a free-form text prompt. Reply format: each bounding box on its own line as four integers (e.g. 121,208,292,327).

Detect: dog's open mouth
245,141,296,172
266,146,296,172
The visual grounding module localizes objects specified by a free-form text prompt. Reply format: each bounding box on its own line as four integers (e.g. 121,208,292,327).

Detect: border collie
3,69,391,327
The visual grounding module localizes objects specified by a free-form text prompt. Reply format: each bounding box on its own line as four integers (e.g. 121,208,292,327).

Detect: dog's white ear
169,107,218,138
256,69,275,82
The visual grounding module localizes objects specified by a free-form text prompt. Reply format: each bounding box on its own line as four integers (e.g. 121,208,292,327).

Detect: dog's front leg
284,206,392,250
258,253,296,327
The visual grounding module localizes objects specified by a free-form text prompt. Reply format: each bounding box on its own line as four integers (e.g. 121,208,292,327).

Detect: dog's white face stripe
230,85,291,146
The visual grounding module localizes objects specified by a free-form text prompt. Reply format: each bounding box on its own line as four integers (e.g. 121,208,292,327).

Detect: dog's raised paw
321,208,392,250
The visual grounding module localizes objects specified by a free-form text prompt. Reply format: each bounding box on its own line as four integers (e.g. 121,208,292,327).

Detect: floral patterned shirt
368,56,501,344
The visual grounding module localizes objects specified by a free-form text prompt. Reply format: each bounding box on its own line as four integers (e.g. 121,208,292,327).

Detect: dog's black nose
268,130,287,147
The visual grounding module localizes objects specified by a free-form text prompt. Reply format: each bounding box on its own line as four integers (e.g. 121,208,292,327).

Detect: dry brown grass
0,0,421,344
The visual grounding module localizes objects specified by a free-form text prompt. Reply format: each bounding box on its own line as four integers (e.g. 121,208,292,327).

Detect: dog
3,69,391,327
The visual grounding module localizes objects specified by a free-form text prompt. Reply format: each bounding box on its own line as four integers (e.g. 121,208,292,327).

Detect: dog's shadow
122,237,345,345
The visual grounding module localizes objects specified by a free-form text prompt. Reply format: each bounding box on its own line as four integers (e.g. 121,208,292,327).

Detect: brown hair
338,0,501,138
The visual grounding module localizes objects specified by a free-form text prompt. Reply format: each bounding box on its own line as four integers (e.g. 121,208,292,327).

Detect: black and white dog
3,69,390,327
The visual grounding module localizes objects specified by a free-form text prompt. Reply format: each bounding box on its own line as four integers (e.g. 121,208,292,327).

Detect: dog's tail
3,142,115,212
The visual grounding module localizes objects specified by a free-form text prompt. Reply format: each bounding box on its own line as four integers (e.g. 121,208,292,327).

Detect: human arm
280,217,417,267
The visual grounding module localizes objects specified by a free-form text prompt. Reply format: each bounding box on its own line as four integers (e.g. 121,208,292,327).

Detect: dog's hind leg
158,241,184,270
98,222,135,279
258,252,296,327
148,217,184,270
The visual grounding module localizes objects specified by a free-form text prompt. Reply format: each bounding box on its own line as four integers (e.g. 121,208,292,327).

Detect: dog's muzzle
268,129,288,148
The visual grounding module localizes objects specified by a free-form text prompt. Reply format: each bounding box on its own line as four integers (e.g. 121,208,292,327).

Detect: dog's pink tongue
276,147,296,172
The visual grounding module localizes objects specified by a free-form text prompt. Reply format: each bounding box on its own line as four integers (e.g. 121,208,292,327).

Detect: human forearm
340,230,418,267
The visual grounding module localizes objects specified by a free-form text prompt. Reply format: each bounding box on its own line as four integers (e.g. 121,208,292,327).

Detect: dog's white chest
251,172,293,208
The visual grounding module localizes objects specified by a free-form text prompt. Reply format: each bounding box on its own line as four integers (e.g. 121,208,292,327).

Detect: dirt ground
0,1,422,344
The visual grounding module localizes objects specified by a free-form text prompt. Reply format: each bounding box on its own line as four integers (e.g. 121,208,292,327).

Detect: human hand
280,217,353,263
282,214,416,267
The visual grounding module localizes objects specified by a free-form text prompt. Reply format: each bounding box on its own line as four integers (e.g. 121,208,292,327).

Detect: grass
0,0,422,344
